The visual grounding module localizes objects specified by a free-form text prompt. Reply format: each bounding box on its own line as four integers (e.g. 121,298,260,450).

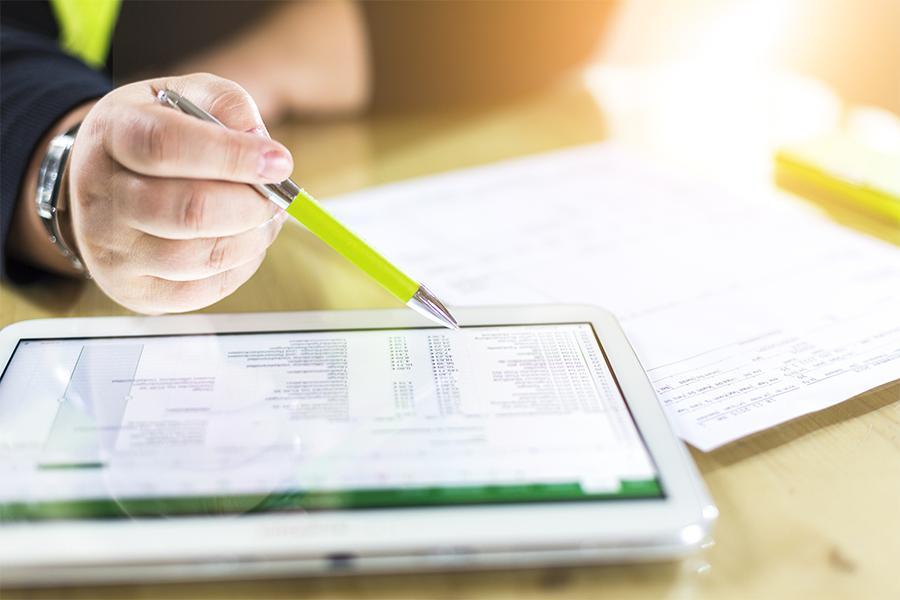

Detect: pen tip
407,284,460,330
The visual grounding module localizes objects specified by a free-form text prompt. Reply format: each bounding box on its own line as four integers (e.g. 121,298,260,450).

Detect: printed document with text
326,145,900,450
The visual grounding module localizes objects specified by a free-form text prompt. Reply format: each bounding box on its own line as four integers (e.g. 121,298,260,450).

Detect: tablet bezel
0,305,716,582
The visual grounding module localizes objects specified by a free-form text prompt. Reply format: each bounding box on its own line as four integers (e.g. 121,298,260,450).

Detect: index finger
107,104,294,183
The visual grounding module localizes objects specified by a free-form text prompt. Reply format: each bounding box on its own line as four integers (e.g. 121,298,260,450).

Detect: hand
67,73,293,313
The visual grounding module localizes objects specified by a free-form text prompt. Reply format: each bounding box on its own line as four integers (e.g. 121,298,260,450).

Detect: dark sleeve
363,0,617,112
1,23,112,281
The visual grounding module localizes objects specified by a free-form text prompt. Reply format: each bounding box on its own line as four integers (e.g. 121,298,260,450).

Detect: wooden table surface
1,77,898,600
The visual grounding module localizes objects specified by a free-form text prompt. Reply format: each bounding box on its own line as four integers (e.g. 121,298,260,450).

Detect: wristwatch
35,123,86,273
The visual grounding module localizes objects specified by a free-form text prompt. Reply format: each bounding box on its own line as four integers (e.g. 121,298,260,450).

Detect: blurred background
600,0,899,112
111,0,899,113
586,0,899,241
591,0,900,173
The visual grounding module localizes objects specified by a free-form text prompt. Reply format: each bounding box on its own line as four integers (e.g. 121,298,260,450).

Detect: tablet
0,306,716,585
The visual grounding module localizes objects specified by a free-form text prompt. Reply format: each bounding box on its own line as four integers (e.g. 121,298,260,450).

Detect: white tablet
0,306,716,585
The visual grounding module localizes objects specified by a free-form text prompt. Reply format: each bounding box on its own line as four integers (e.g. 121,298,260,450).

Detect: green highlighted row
0,479,663,521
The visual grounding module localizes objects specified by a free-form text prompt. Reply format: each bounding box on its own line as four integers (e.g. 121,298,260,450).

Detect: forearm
364,1,615,111
7,101,96,276
172,0,370,121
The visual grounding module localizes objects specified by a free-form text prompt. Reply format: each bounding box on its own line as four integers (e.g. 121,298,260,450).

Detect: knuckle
222,135,248,178
144,119,169,165
75,186,106,213
84,111,109,151
130,176,159,207
124,176,163,223
136,117,176,167
118,116,145,157
181,184,209,234
217,254,259,299
208,87,254,119
83,240,118,273
205,236,229,273
124,173,151,198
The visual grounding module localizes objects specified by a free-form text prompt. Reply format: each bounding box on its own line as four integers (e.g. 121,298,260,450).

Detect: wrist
8,101,95,276
55,126,87,273
35,124,86,274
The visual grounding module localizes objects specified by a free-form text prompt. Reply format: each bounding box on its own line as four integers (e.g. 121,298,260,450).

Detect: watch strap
35,123,86,273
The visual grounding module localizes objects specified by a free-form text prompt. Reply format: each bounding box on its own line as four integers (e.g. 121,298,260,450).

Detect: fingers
117,175,281,239
129,214,285,281
69,74,292,315
125,253,268,314
106,104,293,183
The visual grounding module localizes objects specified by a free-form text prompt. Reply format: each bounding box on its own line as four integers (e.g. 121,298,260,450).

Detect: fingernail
258,150,292,181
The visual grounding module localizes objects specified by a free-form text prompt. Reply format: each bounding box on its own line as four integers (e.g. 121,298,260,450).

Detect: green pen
157,89,458,329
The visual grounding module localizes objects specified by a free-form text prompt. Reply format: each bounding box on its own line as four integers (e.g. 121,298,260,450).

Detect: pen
157,89,459,330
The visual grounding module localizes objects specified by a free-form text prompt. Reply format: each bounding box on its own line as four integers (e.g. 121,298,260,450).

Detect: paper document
326,144,900,451
0,324,660,514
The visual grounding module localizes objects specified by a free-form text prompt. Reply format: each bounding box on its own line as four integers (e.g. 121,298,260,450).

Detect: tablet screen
0,323,662,520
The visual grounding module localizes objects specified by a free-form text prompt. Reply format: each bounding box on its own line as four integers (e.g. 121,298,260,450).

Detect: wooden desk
2,79,898,600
